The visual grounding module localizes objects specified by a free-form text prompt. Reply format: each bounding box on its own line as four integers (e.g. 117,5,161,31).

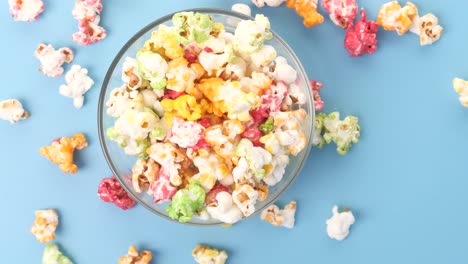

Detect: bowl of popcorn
98,8,314,225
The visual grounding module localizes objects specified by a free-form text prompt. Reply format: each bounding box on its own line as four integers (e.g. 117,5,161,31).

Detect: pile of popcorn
105,12,310,224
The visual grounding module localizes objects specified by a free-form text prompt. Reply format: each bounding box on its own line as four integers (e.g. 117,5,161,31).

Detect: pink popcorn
170,117,204,148
310,80,325,111
162,90,187,100
34,44,74,77
322,0,358,29
241,128,263,147
98,176,136,210
72,19,107,46
344,9,378,57
72,0,106,46
150,167,178,203
8,0,44,22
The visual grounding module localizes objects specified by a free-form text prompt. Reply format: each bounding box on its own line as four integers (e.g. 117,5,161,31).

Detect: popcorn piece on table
59,65,94,109
42,244,73,264
376,1,418,35
8,0,44,22
206,191,243,224
286,0,324,28
150,167,178,203
39,133,88,174
192,244,228,264
260,200,296,228
166,182,206,223
30,209,58,243
231,4,251,17
232,184,258,217
323,112,360,155
453,78,468,108
344,9,378,57
72,0,106,45
35,44,74,77
311,80,325,111
326,205,355,241
312,113,326,148
253,0,286,7
322,0,358,29
119,245,152,264
131,158,159,193
414,14,443,46
0,99,29,124
98,176,136,210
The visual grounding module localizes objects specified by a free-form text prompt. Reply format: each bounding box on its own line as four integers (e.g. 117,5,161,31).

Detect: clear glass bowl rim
97,7,315,226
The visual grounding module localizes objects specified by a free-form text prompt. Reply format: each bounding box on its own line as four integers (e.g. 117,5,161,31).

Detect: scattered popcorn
97,176,136,210
42,244,73,264
376,1,418,35
72,0,106,45
232,3,251,17
0,99,29,124
166,182,206,223
323,112,360,155
286,0,324,28
252,0,286,7
311,80,324,111
39,133,88,174
312,113,326,148
207,191,243,224
192,244,228,264
344,9,378,57
8,0,44,22
326,205,355,241
34,44,74,77
131,158,159,193
30,209,58,243
59,65,94,109
453,78,468,108
322,0,358,29
414,13,443,46
119,245,152,264
260,200,296,228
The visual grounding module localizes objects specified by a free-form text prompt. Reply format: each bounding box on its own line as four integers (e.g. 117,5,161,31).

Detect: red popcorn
150,167,178,203
250,106,269,127
241,128,264,147
322,0,358,29
344,9,378,57
310,80,325,111
162,90,187,100
98,177,136,210
205,184,229,206
183,44,201,63
191,137,211,151
198,118,211,128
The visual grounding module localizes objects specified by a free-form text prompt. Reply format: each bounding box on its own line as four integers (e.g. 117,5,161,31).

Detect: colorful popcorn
376,1,418,35
453,78,468,108
0,99,29,124
34,44,74,77
326,205,355,241
118,246,152,264
72,0,106,45
166,182,206,223
42,244,73,264
323,112,360,155
30,209,58,243
286,0,324,28
260,200,296,228
8,0,44,22
97,176,136,210
192,244,228,264
252,0,286,8
322,0,358,29
59,65,94,109
344,9,378,57
39,134,88,174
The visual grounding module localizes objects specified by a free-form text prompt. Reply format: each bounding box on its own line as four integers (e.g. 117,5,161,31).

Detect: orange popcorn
160,95,203,125
377,1,418,35
39,133,88,174
30,209,58,243
286,0,324,28
118,246,153,264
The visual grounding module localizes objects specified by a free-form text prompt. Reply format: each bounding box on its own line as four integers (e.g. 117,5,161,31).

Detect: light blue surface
1,0,467,263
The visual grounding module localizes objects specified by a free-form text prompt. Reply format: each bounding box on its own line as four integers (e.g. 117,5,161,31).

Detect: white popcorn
224,57,247,79
166,65,197,92
106,85,135,118
288,83,306,105
231,3,252,17
416,14,443,46
232,184,258,217
198,47,232,77
233,14,272,55
326,205,355,241
192,245,228,264
453,78,468,108
250,45,277,69
207,192,243,224
148,142,184,186
273,56,297,84
252,0,286,8
59,65,94,109
34,44,74,78
169,117,203,148
193,152,233,191
262,154,289,186
0,99,29,124
121,57,143,90
260,200,296,228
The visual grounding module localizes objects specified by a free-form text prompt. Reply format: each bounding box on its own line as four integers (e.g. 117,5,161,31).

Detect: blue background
1,0,467,263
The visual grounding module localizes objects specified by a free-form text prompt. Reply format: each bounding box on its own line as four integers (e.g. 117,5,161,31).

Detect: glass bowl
98,8,314,225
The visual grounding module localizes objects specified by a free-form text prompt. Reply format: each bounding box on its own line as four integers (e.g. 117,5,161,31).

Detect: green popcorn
42,244,73,264
235,138,252,157
312,113,327,148
150,127,165,140
323,112,360,155
172,12,214,44
235,139,272,178
259,117,274,134
234,14,272,54
136,50,168,90
135,139,151,158
166,182,206,223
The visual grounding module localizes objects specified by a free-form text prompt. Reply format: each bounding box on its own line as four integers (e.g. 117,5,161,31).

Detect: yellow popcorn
192,150,232,190
377,1,418,35
30,209,58,243
166,58,197,93
161,95,203,125
192,244,228,264
142,25,183,59
453,78,468,108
